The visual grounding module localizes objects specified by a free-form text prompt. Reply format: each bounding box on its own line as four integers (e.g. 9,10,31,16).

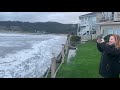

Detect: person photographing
97,34,120,78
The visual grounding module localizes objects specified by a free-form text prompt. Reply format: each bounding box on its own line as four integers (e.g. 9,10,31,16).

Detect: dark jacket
97,42,120,77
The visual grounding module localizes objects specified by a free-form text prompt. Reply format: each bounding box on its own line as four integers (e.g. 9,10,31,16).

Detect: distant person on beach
97,34,120,78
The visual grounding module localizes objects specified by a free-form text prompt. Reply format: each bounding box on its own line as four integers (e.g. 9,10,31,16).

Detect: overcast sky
0,12,91,24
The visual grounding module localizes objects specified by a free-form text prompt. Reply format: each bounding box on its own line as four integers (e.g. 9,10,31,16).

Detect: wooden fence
81,34,97,41
44,34,71,78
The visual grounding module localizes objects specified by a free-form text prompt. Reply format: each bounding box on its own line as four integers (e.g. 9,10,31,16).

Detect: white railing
78,19,96,36
81,34,97,41
80,26,89,35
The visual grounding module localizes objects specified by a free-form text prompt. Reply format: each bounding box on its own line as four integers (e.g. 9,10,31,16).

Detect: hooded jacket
97,42,120,77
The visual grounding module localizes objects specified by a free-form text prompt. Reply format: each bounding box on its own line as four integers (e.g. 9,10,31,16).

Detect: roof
79,12,97,17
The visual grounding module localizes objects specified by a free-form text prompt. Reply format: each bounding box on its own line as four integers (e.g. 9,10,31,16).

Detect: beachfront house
77,12,97,36
96,12,120,36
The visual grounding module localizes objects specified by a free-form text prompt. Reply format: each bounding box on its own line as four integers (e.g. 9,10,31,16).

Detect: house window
113,28,120,35
114,29,118,34
117,29,120,35
92,16,96,22
103,28,113,36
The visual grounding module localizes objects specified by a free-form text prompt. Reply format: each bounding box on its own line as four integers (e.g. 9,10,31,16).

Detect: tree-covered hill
0,21,77,34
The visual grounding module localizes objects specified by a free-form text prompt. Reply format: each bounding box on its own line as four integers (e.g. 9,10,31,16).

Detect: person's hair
109,34,120,49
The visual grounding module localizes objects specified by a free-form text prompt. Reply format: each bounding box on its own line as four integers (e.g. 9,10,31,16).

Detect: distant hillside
0,21,77,34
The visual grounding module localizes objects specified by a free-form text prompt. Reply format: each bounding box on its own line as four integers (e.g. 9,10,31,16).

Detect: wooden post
51,57,56,78
68,35,71,46
61,46,65,63
65,41,68,54
65,34,71,54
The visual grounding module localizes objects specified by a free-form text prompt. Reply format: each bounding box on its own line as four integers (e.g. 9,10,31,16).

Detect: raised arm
100,42,120,56
96,42,103,52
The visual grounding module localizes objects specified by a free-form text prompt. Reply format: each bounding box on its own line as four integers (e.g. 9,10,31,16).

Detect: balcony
80,23,87,26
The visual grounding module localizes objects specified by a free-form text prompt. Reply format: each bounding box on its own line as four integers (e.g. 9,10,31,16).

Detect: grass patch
56,41,102,78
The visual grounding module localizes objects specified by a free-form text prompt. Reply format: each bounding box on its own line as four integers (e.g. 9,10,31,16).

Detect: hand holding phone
97,39,101,43
100,38,105,43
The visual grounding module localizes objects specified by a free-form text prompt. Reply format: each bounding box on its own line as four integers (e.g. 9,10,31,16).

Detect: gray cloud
0,12,91,24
